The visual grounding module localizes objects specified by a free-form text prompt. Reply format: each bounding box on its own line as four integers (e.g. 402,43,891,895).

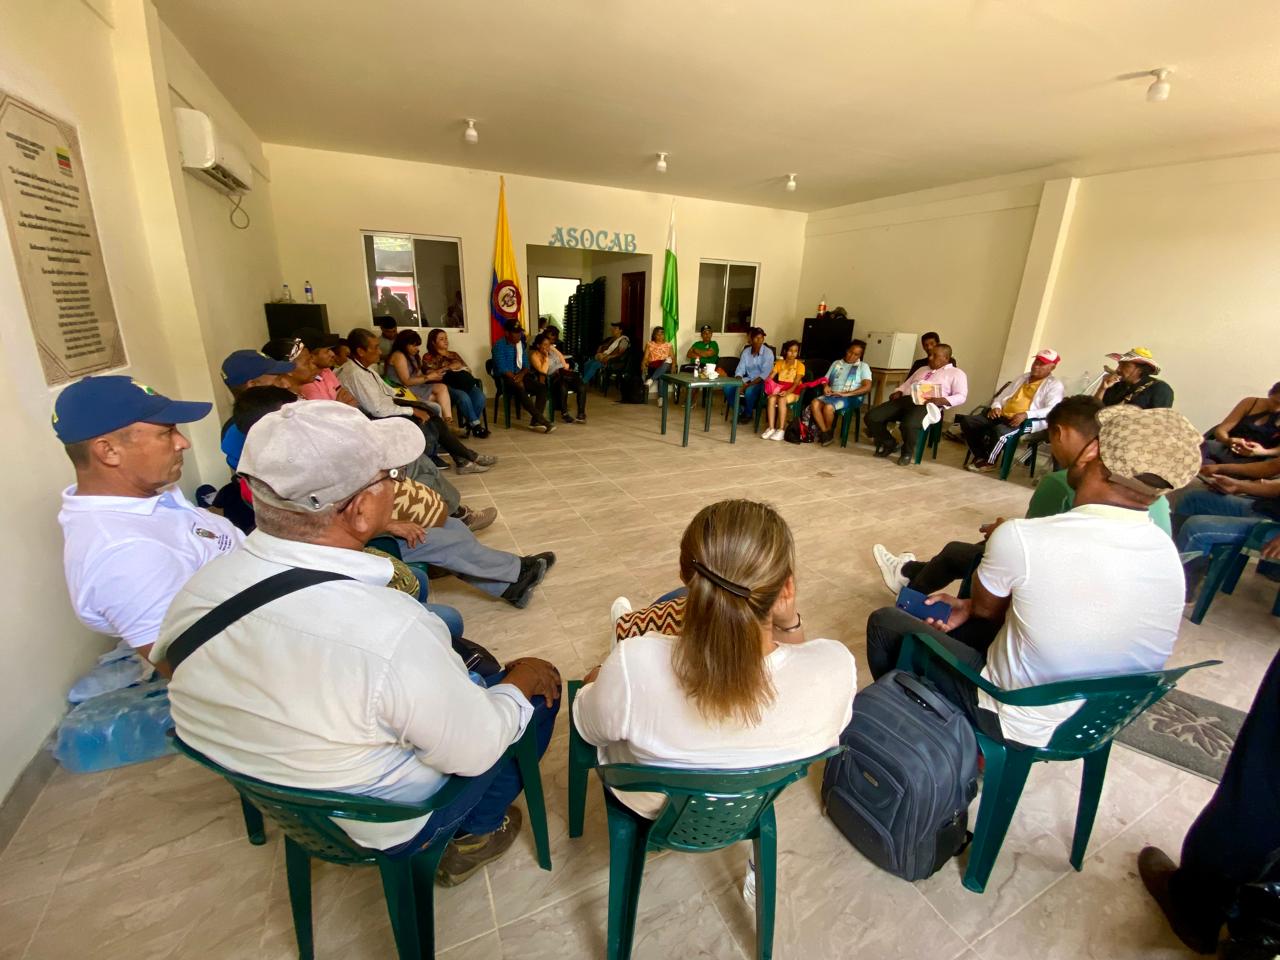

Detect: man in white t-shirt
865,404,1203,747
54,376,242,663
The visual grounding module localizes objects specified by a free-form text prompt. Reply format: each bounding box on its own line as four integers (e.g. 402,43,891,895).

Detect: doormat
1115,689,1245,783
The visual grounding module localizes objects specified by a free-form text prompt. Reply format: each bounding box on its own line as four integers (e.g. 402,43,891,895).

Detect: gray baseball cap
238,400,424,511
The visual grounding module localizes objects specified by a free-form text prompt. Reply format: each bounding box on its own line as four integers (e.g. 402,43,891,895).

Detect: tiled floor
4,395,1277,959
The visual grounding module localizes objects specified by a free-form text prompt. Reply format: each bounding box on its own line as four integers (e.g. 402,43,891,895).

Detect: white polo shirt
59,485,243,650
151,530,534,850
976,503,1184,747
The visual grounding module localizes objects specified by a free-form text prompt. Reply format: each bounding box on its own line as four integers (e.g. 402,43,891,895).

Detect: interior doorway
535,276,580,327
620,271,646,348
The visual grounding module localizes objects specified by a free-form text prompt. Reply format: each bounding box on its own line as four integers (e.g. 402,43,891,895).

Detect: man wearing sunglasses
153,401,562,880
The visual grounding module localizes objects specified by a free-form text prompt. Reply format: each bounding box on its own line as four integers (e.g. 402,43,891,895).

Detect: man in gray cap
865,404,1202,749
153,401,561,881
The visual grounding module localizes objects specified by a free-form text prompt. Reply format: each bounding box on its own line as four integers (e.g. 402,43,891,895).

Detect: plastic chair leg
1070,742,1112,870
998,433,1021,481
1190,543,1239,625
378,858,423,959
963,741,1034,893
568,749,589,839
605,801,649,960
839,408,853,447
284,836,315,960
1222,553,1250,595
240,795,266,845
513,727,552,870
913,428,928,464
753,807,779,960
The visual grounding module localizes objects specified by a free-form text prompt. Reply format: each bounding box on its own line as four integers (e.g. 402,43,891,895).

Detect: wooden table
658,372,745,446
869,366,911,406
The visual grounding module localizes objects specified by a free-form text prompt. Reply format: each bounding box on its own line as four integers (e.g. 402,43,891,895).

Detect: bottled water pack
53,680,176,773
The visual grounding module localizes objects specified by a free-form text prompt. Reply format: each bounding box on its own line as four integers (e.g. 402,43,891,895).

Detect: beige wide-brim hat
1105,347,1160,375
239,400,424,511
1096,405,1201,496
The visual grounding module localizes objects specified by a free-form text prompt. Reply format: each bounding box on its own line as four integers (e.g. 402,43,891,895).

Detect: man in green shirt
684,324,719,368
874,396,1172,595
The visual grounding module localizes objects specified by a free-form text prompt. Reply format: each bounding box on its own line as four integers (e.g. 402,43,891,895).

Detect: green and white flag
660,204,679,353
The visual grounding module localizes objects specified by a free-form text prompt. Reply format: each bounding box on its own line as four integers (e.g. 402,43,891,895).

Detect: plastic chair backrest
719,356,740,377
598,748,838,853
171,735,469,865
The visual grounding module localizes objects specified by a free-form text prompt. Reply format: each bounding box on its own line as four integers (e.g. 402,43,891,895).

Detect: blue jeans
723,381,764,417
410,566,465,640
386,684,560,855
581,358,602,387
449,384,487,427
646,361,671,382
1176,515,1266,556
1175,491,1259,521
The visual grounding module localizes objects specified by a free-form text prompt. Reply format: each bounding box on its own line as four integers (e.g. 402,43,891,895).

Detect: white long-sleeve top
991,373,1064,422
573,632,856,818
153,530,532,849
336,358,411,420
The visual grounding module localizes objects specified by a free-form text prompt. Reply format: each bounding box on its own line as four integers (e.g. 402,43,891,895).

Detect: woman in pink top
642,327,674,386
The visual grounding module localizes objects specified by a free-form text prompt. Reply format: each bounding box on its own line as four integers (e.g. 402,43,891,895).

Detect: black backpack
822,670,978,881
783,408,817,444
619,375,647,404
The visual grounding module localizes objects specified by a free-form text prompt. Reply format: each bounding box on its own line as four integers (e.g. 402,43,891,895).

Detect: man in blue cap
55,376,243,664
217,348,298,469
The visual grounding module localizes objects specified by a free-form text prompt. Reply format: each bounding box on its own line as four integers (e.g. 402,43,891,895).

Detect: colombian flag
489,177,525,343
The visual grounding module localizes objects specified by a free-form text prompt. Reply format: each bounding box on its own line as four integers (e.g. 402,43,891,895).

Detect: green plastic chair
895,632,1219,893
566,681,838,960
837,397,864,447
911,419,944,463
961,419,1047,481
1189,520,1280,625
172,727,552,959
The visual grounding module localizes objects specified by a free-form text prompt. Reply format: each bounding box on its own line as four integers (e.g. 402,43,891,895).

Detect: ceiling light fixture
785,174,797,192
1146,68,1173,102
464,119,479,144
655,152,668,173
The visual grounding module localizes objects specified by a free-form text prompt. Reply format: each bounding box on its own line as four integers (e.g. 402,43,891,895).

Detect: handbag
442,369,479,392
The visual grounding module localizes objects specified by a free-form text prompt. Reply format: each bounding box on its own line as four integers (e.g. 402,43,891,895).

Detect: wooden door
620,271,646,348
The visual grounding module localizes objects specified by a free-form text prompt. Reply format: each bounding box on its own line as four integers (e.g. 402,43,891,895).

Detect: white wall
798,183,1040,404
159,23,282,424
1039,153,1280,430
265,144,809,375
525,245,592,322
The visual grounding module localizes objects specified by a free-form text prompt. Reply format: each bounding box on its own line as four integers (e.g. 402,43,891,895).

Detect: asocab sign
547,226,637,252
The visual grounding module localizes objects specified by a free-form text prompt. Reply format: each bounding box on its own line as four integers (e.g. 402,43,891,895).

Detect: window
695,260,758,334
362,232,466,330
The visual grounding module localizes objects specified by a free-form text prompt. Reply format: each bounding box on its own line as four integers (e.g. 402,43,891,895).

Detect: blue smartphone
896,586,952,623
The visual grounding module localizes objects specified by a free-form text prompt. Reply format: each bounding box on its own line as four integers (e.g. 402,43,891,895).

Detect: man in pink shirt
866,343,969,464
294,329,357,405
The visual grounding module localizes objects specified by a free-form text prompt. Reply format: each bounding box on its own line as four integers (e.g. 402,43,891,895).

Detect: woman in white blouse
573,499,856,818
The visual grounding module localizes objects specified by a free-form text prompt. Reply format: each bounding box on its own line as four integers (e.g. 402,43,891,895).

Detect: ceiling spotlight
655,152,668,173
785,174,797,192
464,119,479,144
1146,69,1172,102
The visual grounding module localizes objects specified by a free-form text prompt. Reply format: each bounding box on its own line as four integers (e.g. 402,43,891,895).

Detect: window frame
695,258,760,334
361,229,468,332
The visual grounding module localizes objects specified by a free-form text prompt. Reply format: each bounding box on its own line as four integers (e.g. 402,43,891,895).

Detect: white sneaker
760,428,775,440
610,596,633,626
872,544,915,596
772,430,785,441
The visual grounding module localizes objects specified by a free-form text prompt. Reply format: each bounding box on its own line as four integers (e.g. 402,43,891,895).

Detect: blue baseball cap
221,349,295,388
52,376,212,444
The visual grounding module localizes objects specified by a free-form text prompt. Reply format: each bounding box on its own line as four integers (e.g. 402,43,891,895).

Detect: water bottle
304,280,314,303
67,652,150,703
53,681,177,773
281,283,294,303
742,857,756,906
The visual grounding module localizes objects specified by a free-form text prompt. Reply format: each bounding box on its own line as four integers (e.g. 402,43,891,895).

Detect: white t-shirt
573,632,856,818
59,485,243,650
976,503,1184,747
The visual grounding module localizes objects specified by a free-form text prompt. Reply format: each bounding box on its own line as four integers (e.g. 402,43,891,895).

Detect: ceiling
153,0,1280,212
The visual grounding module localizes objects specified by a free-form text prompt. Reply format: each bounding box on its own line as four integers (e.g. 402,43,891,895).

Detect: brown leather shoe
435,806,523,887
1137,846,1220,954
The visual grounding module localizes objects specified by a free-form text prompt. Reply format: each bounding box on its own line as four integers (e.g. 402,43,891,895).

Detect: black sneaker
500,557,548,608
820,430,835,447
575,413,586,423
527,551,557,571
561,413,574,424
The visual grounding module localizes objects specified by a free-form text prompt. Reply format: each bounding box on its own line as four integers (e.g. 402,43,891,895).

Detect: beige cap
238,400,424,511
1096,405,1201,496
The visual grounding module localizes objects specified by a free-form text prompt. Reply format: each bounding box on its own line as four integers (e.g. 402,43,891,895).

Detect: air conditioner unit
173,107,253,194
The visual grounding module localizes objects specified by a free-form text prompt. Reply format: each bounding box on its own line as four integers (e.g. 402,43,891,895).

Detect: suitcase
822,669,978,881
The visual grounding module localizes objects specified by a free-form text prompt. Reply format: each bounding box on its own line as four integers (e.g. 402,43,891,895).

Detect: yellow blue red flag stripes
490,177,525,343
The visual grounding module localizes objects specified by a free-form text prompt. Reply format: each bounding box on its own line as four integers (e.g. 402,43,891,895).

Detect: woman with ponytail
573,498,856,817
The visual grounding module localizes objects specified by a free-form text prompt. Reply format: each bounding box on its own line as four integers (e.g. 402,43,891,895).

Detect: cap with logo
52,375,211,444
1105,347,1160,374
261,337,305,364
1034,348,1061,365
221,349,295,388
1095,405,1202,497
295,328,341,351
238,400,425,511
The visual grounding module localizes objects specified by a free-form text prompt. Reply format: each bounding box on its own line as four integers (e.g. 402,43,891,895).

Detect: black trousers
958,413,1019,462
419,413,479,465
505,376,549,425
1169,647,1280,941
901,541,986,595
864,606,1006,742
552,370,586,417
866,396,928,453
